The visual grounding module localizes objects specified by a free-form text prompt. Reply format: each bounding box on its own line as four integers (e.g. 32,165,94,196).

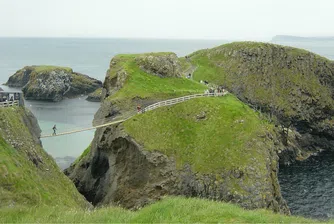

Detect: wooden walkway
40,92,227,138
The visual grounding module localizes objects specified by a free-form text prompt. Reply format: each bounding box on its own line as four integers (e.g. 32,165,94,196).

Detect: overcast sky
0,0,333,40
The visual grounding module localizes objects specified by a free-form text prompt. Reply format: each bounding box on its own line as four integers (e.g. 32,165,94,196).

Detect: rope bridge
40,92,227,138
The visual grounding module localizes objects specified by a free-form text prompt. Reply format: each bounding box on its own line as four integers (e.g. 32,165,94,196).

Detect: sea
1,37,334,219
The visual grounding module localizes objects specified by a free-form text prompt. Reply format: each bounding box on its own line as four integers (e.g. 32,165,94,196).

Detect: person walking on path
52,125,57,135
137,105,141,113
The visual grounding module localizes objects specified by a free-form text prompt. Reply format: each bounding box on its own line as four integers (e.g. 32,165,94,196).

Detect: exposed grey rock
136,53,182,78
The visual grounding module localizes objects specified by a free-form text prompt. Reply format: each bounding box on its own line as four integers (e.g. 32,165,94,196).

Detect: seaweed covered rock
6,66,102,102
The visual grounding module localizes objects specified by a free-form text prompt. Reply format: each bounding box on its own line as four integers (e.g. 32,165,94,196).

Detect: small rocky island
6,65,102,102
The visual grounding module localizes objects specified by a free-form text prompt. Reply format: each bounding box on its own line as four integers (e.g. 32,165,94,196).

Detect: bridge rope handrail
40,91,227,138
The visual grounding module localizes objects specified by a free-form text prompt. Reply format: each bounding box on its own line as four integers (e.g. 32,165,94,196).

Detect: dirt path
184,58,198,80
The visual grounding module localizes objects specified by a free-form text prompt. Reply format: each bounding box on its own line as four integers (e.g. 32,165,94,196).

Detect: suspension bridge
38,92,227,138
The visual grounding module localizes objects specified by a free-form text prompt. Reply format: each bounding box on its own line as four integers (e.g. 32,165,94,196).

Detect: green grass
0,197,319,223
107,54,207,102
72,144,91,166
124,94,272,174
33,65,72,73
0,107,87,208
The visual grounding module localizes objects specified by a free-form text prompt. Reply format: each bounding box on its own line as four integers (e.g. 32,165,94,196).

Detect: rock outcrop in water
6,66,102,102
86,88,102,102
65,51,289,214
189,42,334,165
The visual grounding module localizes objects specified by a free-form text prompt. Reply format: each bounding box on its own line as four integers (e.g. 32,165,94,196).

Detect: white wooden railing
143,92,227,112
0,100,19,108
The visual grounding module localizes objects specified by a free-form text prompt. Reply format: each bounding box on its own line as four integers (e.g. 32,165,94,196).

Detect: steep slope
0,106,87,208
66,52,289,214
6,65,102,102
189,42,334,163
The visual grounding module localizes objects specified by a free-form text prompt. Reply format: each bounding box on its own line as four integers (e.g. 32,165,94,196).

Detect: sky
0,0,333,40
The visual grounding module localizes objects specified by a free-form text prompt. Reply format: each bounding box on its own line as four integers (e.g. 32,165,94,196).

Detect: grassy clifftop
0,107,87,208
124,94,273,174
104,53,206,104
190,42,334,123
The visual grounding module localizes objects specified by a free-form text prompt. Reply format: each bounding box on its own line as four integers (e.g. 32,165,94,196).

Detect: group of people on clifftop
204,86,227,96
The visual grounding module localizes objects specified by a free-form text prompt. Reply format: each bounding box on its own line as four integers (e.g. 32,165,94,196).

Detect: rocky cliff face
190,42,334,164
6,66,102,102
65,51,289,214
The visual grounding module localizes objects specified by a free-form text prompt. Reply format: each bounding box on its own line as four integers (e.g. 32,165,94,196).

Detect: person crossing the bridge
52,125,57,135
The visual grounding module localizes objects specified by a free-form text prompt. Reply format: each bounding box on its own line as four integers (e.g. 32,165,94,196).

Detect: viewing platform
0,91,24,107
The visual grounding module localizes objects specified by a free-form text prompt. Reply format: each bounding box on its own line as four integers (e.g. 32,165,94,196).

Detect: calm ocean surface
1,37,334,218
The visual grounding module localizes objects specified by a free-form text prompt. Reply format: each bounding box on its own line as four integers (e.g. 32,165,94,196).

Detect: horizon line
0,36,268,41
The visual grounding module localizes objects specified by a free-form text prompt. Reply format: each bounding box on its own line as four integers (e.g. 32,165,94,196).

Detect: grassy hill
190,42,334,121
124,94,273,174
0,107,87,208
0,197,315,223
103,53,206,112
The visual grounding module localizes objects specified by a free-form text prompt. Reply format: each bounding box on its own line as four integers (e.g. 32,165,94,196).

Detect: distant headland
272,35,334,42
